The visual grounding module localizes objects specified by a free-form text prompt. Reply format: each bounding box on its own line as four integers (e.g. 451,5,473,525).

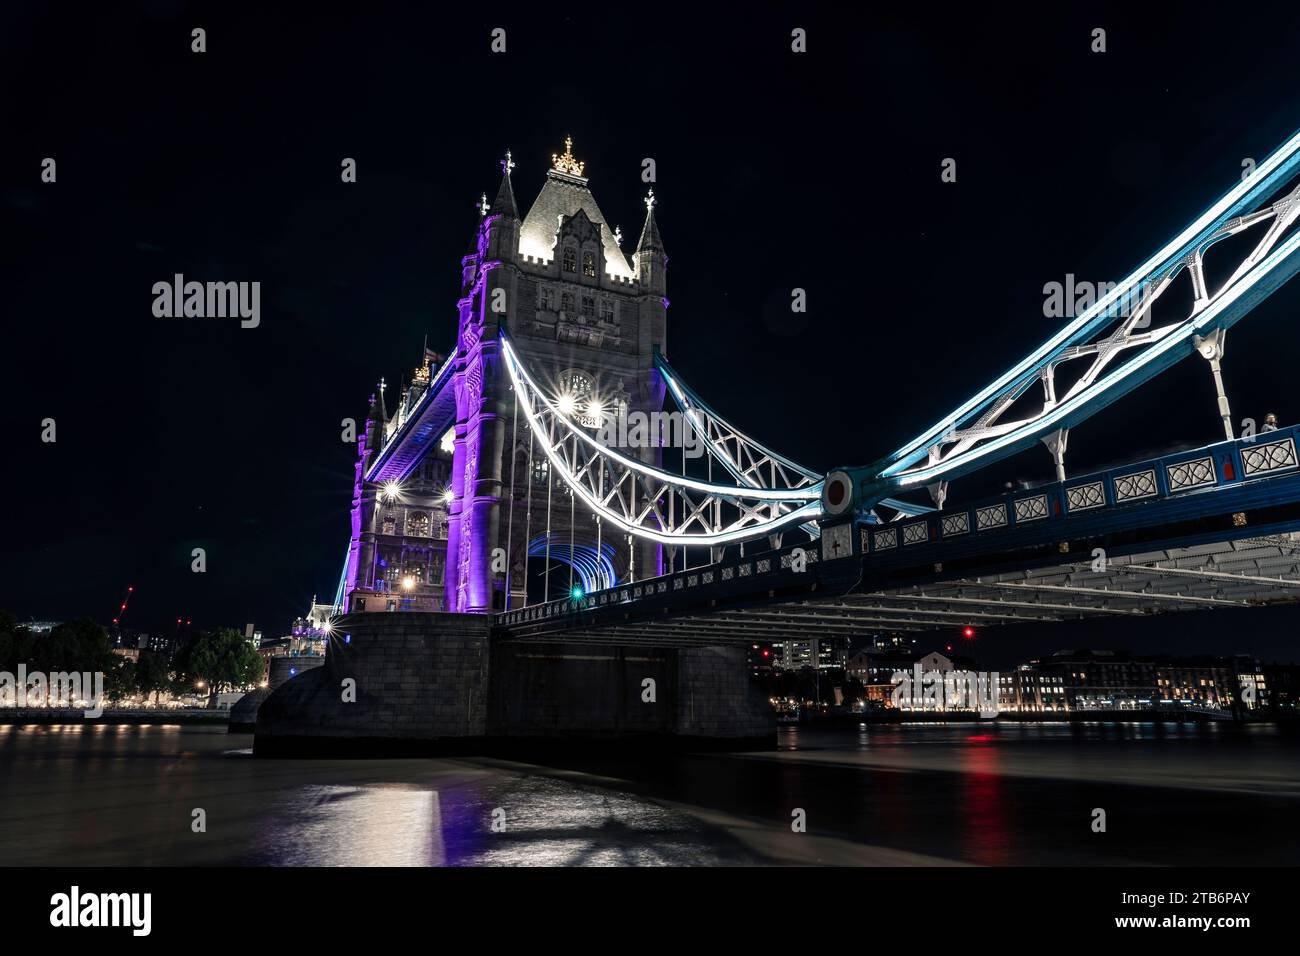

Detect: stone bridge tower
445,139,669,612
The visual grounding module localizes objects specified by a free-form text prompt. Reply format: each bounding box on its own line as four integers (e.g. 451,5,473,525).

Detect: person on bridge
1262,413,1279,433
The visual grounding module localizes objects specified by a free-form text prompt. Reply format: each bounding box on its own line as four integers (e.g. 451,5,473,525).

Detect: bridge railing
497,425,1300,629
860,425,1300,557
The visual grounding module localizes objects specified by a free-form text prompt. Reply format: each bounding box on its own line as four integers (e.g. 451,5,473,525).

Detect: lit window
582,251,597,277
532,458,550,486
600,300,614,323
407,513,430,537
561,292,574,313
562,248,577,272
581,296,595,317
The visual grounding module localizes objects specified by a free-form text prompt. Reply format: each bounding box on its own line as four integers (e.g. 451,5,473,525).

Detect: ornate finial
501,149,515,176
477,192,488,216
552,135,586,177
644,188,656,212
614,225,623,247
378,377,387,394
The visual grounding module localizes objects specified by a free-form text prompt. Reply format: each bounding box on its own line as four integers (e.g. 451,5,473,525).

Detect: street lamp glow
382,480,403,501
401,576,415,591
442,489,455,505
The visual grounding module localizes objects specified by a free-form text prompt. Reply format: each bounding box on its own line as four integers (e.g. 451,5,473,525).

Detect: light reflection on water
0,725,762,866
0,721,1296,865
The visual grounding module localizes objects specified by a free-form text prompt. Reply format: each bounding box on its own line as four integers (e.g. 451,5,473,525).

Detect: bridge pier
253,613,773,756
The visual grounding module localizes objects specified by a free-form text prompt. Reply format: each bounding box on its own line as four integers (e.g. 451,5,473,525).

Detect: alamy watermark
0,665,105,718
152,273,260,328
891,664,1000,717
1043,274,1156,323
594,407,704,459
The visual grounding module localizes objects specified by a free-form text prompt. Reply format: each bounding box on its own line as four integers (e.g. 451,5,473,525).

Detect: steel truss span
499,536,1300,644
654,353,934,526
500,336,823,547
864,129,1300,507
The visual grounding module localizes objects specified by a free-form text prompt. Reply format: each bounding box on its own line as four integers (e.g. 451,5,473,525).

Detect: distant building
998,650,1265,713
1261,662,1300,713
773,637,845,672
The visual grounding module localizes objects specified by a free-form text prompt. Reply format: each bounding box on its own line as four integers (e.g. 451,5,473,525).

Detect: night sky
5,3,1300,663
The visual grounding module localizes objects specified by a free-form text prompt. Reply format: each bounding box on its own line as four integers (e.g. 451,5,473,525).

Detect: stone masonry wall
255,612,489,750
676,646,775,739
488,642,676,737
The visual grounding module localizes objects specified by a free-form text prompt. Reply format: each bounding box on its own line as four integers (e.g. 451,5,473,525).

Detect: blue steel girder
496,425,1300,640
824,128,1300,521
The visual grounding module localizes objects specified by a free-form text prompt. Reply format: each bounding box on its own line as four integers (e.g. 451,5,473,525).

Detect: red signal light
963,626,975,639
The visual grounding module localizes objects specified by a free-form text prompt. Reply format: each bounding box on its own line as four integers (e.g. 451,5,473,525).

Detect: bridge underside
496,532,1300,646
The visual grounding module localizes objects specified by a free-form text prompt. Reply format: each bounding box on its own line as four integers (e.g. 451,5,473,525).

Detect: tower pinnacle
636,188,664,253
551,136,586,177
489,148,519,218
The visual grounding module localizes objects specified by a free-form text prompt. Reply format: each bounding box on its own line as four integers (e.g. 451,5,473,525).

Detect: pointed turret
483,150,521,261
636,188,664,254
375,378,390,445
489,150,519,218
634,188,667,303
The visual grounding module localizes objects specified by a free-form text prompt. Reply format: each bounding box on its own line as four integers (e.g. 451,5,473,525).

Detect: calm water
1,721,1297,865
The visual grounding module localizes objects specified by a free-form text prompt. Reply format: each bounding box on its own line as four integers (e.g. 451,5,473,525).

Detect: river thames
1,721,1296,866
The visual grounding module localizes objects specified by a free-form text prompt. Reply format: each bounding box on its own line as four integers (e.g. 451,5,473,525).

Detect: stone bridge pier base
254,613,774,756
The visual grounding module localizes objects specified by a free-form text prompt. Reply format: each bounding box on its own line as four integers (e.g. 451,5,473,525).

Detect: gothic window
600,300,614,323
582,250,597,277
562,248,577,272
407,513,430,537
405,564,424,584
581,296,595,318
561,292,574,313
532,458,550,486
382,514,396,535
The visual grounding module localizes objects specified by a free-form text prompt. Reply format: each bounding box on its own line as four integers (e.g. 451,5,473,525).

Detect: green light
571,586,584,600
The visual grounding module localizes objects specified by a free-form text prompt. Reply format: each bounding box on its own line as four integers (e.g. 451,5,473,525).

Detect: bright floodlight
442,489,455,504
585,397,604,419
382,480,403,501
556,392,577,417
401,576,415,591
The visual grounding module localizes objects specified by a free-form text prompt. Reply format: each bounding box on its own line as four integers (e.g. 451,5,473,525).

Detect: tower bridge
257,131,1300,754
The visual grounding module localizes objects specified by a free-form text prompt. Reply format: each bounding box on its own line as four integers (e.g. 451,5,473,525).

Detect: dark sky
4,2,1300,662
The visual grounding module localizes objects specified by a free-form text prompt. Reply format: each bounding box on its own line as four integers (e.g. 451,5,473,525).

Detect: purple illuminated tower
445,139,669,612
344,139,669,614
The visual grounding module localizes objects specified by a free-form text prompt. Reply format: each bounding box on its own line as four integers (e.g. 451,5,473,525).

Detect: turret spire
636,188,664,253
489,148,519,218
